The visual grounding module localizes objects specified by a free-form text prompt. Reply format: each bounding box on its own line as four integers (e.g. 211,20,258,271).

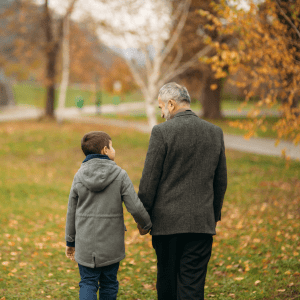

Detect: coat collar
83,154,110,163
172,109,198,119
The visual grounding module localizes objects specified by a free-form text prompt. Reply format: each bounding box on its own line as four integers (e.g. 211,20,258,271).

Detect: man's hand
65,246,75,261
137,223,150,235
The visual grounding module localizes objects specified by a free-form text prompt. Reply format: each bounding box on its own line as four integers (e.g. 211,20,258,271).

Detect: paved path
0,103,299,160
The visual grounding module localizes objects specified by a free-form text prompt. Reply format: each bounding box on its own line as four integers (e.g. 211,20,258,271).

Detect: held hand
137,223,150,235
65,246,75,261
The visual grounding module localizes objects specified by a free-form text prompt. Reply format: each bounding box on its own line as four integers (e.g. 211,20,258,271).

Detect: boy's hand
137,223,150,235
65,246,75,261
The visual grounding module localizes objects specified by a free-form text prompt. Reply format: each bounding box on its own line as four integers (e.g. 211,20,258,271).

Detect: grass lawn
12,83,143,108
0,121,299,299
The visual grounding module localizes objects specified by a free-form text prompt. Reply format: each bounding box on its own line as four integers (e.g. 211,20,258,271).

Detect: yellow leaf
210,84,218,91
234,277,244,281
293,251,299,256
142,283,152,289
254,280,261,285
277,289,285,292
69,287,76,289
284,271,291,275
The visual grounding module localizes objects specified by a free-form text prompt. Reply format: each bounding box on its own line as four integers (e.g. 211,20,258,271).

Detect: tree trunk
44,0,56,119
45,49,57,118
57,16,70,123
144,94,157,129
200,75,223,119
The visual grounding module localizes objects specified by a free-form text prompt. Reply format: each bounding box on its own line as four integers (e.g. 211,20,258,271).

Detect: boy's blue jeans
78,261,119,300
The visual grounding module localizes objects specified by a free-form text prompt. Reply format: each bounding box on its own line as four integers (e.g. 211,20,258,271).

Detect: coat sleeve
138,125,166,215
213,130,227,222
65,180,78,247
121,171,152,230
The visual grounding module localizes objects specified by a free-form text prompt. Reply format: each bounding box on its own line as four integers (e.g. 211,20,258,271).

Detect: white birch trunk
144,94,157,129
57,16,70,123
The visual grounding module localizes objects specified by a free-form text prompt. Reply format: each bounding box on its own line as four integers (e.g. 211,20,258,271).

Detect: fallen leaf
19,262,27,267
284,271,291,275
142,283,152,289
234,277,244,281
254,280,261,285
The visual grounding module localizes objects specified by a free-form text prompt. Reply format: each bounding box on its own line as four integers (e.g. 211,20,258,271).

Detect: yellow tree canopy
199,0,300,150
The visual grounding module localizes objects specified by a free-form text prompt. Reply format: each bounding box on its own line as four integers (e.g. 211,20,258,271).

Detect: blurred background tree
199,0,300,146
168,0,231,119
102,58,138,100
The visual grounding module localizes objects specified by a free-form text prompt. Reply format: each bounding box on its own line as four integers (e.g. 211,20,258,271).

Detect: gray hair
158,82,191,105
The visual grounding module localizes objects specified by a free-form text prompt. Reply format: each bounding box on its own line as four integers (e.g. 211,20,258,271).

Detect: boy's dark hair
81,131,111,156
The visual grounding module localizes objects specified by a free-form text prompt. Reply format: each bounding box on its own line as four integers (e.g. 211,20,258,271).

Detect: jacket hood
77,159,122,192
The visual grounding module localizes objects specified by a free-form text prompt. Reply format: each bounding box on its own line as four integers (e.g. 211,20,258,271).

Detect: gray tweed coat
138,110,227,236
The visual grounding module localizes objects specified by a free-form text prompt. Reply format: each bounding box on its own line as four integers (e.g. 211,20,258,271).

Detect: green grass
0,120,299,299
12,83,143,108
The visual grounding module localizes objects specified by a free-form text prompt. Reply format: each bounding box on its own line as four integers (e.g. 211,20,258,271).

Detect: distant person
137,82,227,300
65,131,152,300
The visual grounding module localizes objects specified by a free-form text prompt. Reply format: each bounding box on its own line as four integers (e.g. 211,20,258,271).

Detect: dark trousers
152,233,213,300
78,262,119,300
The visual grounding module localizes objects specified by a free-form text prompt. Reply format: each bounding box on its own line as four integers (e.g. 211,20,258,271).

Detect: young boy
65,131,152,300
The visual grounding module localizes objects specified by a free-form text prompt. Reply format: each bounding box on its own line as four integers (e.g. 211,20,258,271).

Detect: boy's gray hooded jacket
65,157,152,268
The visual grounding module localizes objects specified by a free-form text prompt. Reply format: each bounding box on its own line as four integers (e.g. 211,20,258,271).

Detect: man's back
138,110,227,235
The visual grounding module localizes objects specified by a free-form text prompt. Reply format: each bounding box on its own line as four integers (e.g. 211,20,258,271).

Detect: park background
0,0,299,299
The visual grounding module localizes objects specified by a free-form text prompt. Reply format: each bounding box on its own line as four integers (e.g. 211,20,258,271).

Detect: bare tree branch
127,59,147,94
160,41,183,84
142,45,153,84
158,0,191,66
275,0,300,39
159,44,213,86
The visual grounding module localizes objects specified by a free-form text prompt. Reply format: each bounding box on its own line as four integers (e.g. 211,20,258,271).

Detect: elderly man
137,82,227,300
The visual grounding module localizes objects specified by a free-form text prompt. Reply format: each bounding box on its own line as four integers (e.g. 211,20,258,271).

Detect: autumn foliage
102,58,138,96
199,0,300,150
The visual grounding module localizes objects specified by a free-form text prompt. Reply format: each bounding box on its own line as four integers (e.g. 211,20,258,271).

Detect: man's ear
168,99,176,112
